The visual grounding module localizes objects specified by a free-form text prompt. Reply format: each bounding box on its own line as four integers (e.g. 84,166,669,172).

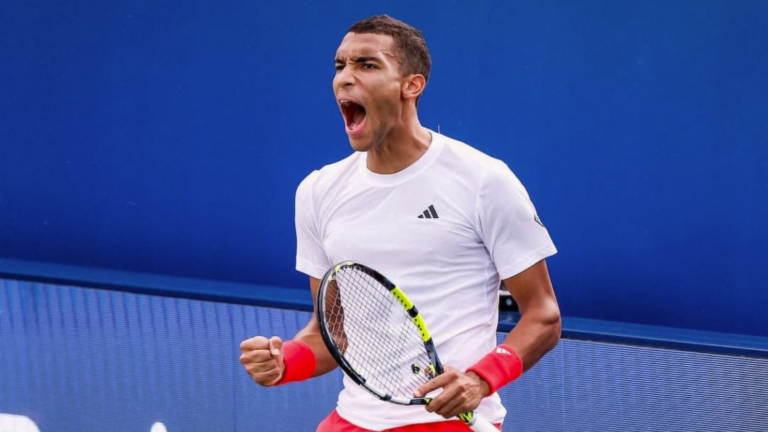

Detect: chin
348,136,374,152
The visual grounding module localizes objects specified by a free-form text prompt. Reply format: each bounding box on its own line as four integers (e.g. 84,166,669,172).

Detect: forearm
464,301,559,397
294,323,338,377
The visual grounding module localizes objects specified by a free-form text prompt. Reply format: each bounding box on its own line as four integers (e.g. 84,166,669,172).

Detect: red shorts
317,410,503,432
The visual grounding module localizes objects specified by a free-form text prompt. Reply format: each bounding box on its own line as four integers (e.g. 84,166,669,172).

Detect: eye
362,63,378,69
335,64,344,71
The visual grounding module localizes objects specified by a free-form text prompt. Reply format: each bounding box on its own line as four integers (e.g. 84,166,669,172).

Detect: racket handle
460,411,498,432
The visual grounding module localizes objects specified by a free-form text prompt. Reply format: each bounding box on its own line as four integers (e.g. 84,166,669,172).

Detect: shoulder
296,152,361,199
435,132,513,182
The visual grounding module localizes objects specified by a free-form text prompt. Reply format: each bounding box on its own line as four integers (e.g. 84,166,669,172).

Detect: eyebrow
334,56,380,64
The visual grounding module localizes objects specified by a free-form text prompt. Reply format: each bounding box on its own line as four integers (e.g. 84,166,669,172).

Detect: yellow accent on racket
390,287,414,310
411,314,431,342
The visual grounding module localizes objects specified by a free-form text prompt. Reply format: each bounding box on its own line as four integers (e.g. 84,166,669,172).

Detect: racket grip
464,412,499,432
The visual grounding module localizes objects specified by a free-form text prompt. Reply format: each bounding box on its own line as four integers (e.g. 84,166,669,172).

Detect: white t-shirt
295,131,556,431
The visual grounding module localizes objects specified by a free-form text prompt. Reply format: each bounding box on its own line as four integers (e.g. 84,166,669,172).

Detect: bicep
500,260,561,369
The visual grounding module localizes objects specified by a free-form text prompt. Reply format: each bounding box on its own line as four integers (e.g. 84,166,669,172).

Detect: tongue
350,106,366,130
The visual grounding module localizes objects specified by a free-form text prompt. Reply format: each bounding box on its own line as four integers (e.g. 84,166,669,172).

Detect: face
333,33,405,151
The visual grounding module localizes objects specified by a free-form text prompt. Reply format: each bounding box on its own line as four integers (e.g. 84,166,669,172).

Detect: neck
366,113,432,174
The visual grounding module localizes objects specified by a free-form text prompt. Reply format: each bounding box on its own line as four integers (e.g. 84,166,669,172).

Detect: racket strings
323,267,431,398
335,269,429,396
344,268,430,394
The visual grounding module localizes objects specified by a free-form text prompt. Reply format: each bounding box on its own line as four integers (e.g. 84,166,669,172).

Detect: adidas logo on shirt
417,205,439,219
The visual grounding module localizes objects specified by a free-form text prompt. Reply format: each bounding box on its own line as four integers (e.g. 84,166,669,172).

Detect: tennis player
240,15,561,431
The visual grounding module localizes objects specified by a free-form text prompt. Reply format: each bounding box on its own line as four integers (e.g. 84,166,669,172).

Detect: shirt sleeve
476,161,557,280
295,171,331,279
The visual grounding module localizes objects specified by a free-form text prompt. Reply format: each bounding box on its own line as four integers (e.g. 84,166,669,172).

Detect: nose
335,66,354,89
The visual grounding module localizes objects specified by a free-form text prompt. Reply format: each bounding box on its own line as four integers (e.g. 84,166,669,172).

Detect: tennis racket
317,261,498,432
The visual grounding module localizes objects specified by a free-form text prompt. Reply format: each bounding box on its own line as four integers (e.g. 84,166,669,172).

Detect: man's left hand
414,366,491,419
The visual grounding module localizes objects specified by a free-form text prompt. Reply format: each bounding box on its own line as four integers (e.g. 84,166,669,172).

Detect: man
240,15,561,431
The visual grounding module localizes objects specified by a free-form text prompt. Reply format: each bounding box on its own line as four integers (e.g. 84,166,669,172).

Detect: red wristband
274,340,317,386
466,345,523,395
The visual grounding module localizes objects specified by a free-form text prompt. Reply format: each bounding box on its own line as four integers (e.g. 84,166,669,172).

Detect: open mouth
339,99,367,136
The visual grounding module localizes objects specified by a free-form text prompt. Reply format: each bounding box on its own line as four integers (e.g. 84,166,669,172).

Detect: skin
414,260,561,419
239,31,562,421
333,32,431,174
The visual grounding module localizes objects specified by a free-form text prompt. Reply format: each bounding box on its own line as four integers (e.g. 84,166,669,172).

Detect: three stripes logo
417,205,439,219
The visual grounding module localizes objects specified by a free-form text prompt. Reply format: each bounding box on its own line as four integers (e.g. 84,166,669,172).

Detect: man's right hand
240,336,285,386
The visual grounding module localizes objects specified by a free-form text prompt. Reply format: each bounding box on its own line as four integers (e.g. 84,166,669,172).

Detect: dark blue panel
0,279,341,431
2,280,768,431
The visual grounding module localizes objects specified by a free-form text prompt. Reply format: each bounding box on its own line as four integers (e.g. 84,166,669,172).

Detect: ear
401,74,427,102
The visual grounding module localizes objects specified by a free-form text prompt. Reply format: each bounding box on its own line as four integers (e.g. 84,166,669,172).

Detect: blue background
1,0,767,335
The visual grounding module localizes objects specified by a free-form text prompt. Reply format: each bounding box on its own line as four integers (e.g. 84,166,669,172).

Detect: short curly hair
347,15,432,84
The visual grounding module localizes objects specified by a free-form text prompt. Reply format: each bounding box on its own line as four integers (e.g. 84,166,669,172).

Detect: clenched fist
240,336,285,386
